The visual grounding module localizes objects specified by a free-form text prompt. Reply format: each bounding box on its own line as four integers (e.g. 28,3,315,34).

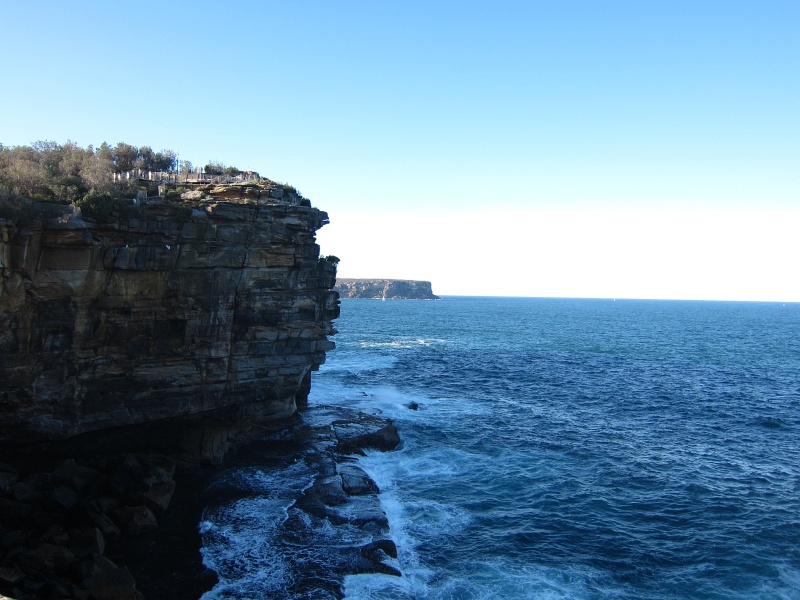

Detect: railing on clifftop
112,169,263,185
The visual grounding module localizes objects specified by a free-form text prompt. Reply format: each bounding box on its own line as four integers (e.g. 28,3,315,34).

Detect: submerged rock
332,413,401,455
339,463,380,495
198,405,403,599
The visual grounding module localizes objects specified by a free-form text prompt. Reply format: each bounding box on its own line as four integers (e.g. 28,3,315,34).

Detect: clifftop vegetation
0,141,176,203
0,141,280,224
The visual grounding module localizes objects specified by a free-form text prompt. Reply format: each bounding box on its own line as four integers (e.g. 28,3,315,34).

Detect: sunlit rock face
334,278,439,300
0,184,339,442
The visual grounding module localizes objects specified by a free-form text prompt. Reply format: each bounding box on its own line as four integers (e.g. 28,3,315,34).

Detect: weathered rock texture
335,278,439,300
0,451,185,600
0,182,339,443
0,406,401,600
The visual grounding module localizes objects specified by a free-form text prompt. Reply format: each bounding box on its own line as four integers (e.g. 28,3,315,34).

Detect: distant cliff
335,279,439,300
0,181,339,442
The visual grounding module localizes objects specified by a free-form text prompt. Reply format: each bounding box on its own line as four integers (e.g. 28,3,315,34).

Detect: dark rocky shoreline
0,406,400,599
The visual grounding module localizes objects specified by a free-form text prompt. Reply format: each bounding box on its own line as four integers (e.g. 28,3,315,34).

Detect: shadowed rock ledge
0,407,401,599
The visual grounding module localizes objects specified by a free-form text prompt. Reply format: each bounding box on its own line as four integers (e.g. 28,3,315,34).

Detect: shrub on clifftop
75,190,143,222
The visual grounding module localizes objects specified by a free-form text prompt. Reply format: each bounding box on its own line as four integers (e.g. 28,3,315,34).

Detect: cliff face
334,278,439,300
0,184,339,443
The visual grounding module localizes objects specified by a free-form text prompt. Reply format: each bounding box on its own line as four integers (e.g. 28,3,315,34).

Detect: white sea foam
317,383,492,424
429,560,611,600
364,444,476,481
345,386,429,415
359,340,415,349
223,463,311,496
770,563,800,600
199,497,294,599
343,559,611,600
357,337,447,350
198,520,214,534
337,437,475,600
343,572,425,599
317,353,399,375
198,459,320,599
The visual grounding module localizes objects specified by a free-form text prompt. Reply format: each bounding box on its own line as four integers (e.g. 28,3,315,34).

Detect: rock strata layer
0,183,340,442
334,278,439,300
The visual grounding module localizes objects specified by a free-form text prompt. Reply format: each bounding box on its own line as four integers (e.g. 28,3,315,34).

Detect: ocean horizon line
356,294,800,304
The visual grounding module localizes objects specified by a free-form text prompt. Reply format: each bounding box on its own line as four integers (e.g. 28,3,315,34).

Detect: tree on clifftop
112,142,138,171
0,141,115,203
135,146,177,172
203,161,242,176
204,161,225,175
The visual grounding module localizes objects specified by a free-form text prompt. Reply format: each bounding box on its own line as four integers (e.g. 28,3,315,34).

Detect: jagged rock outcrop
0,451,184,600
335,278,439,300
0,182,340,443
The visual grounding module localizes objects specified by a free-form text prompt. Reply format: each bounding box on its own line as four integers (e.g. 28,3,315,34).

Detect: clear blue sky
2,1,798,300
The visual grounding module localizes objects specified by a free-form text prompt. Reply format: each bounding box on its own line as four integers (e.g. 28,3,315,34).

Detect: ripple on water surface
311,299,800,599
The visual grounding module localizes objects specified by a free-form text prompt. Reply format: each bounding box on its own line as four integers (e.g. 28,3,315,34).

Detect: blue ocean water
204,297,800,599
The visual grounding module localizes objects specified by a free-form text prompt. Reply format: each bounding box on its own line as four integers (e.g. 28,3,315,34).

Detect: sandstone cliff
335,278,439,300
0,182,339,443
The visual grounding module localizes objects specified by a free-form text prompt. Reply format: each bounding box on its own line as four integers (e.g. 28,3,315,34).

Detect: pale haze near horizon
1,1,797,301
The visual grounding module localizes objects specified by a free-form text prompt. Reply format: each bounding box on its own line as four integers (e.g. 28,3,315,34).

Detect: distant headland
335,278,440,300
